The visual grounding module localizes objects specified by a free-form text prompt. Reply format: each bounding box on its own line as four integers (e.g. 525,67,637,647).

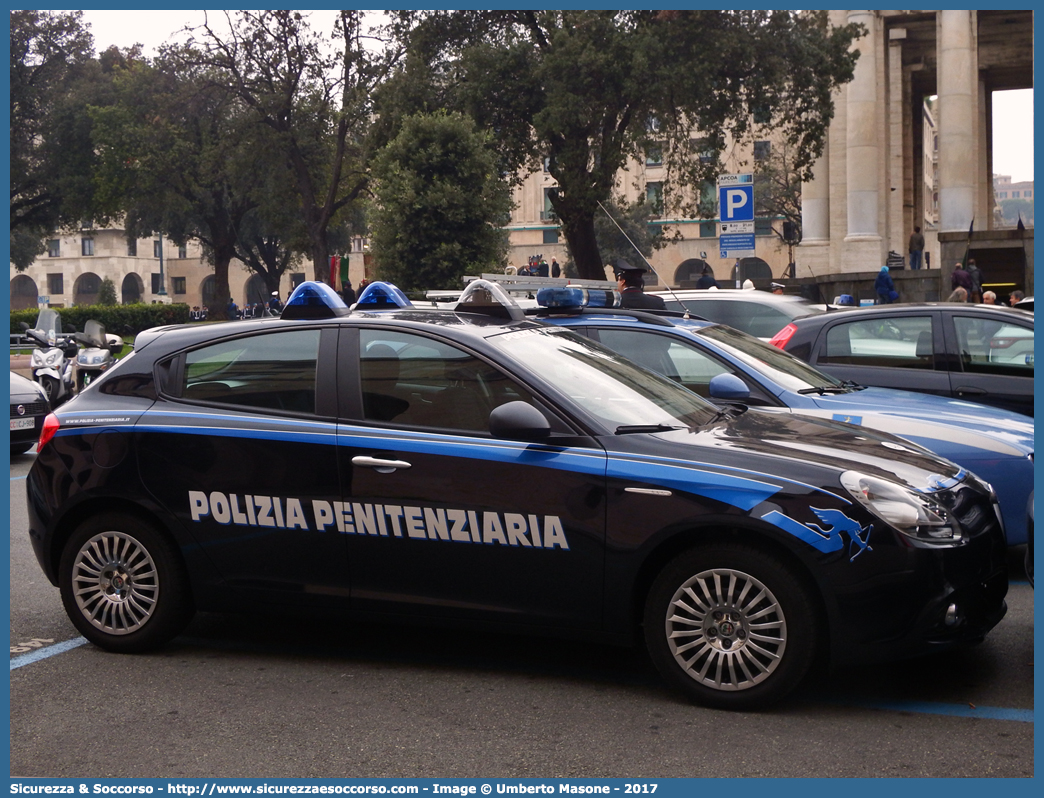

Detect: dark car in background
10,370,50,455
650,289,824,339
770,303,1034,416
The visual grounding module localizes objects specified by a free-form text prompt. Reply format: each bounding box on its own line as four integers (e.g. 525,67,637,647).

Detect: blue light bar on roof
355,281,413,310
281,281,349,320
536,286,620,310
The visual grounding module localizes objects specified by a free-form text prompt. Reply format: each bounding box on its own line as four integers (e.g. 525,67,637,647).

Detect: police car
25,280,1008,710
531,289,1034,547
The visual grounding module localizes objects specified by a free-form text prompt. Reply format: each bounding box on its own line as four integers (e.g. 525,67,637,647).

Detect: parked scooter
74,319,125,390
19,309,78,407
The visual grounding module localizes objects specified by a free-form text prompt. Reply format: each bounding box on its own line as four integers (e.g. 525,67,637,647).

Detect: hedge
11,302,192,336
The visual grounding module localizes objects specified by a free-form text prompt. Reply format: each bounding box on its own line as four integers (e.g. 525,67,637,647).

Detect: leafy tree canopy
386,10,862,279
369,111,512,291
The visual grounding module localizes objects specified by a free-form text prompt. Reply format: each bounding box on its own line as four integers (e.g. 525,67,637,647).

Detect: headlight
841,471,961,545
43,350,62,368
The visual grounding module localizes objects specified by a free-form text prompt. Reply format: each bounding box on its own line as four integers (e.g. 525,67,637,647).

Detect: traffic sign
719,183,754,223
719,232,756,259
720,221,754,234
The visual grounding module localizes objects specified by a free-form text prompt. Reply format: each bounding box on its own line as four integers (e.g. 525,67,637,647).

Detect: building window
753,141,771,161
151,273,163,294
998,191,1008,199
646,182,663,217
47,239,60,257
172,276,187,294
1026,190,1032,198
178,244,187,259
81,237,94,256
154,240,163,258
47,274,64,294
699,221,716,238
645,144,663,167
754,218,773,236
543,156,551,173
542,229,559,245
127,238,137,256
290,273,306,289
1012,191,1020,198
541,188,557,221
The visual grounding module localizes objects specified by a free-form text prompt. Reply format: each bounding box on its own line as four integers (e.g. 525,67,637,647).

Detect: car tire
39,375,59,403
59,513,194,653
643,543,819,710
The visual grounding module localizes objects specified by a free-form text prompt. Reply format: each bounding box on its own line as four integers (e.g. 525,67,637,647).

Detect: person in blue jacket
874,265,897,304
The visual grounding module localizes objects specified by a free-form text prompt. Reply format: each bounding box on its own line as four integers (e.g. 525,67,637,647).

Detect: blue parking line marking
10,637,88,670
825,698,1033,723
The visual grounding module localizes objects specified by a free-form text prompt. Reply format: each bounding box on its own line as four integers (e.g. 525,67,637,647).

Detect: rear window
660,296,821,338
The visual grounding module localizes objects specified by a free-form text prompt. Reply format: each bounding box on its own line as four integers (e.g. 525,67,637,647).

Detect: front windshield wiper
614,423,684,435
797,385,853,395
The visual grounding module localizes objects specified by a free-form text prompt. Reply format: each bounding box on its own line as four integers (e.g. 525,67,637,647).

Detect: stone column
937,10,977,234
798,144,831,278
843,10,883,271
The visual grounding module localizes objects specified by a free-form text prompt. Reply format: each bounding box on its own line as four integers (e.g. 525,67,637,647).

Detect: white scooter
74,319,125,391
20,309,78,407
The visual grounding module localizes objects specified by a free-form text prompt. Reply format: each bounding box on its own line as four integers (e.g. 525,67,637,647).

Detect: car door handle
352,455,412,473
954,386,988,397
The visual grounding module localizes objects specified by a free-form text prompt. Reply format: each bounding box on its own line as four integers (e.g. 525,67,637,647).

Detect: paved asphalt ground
9,448,1034,779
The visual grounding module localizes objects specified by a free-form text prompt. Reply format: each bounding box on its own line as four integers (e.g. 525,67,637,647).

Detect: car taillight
989,336,1029,349
769,323,797,349
38,413,60,449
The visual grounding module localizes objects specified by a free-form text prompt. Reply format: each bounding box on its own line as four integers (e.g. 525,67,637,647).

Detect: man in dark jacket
614,260,665,310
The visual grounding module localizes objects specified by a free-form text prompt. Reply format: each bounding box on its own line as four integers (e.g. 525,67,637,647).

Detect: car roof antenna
596,201,693,318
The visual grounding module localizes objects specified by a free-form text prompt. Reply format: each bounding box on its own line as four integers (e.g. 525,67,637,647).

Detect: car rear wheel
644,543,819,710
59,513,194,653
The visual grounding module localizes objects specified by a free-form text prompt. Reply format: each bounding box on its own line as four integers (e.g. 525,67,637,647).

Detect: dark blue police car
25,280,1008,709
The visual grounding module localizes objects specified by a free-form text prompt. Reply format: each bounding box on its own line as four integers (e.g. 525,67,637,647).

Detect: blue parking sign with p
719,184,754,223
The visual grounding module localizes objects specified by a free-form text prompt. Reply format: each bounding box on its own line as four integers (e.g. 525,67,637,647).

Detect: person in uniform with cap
614,260,666,310
267,291,283,313
770,282,785,295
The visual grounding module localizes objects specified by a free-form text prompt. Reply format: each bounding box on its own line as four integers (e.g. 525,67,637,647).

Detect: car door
136,326,350,607
807,311,953,397
334,326,608,631
945,311,1034,414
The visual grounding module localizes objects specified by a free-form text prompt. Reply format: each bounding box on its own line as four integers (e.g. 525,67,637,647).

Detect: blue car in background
532,289,1034,547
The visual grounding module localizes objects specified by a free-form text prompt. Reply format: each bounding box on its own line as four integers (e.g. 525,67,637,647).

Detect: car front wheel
59,513,194,653
644,543,819,710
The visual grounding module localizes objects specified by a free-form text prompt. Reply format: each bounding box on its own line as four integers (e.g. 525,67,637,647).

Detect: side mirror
709,373,750,402
489,401,551,442
19,322,29,331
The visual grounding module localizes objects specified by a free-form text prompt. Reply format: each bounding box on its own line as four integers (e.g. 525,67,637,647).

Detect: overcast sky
78,9,1034,184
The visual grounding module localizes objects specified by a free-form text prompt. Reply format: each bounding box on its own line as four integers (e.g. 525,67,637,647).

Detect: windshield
489,327,718,431
84,319,106,347
694,324,844,393
34,309,61,336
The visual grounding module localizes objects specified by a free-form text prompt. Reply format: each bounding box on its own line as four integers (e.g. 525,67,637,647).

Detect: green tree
9,10,95,262
369,111,512,291
90,53,262,319
387,10,861,280
183,10,400,283
98,277,118,305
564,197,665,277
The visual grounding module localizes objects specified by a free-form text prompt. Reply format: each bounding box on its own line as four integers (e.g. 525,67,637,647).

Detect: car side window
359,329,535,432
819,316,935,369
596,328,731,399
952,316,1034,376
182,329,320,413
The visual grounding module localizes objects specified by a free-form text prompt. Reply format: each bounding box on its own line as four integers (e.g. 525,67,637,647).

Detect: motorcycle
74,319,125,391
19,309,78,407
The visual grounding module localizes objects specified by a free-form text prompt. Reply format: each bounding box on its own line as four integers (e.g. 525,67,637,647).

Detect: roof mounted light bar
280,281,350,320
354,281,414,310
454,279,526,321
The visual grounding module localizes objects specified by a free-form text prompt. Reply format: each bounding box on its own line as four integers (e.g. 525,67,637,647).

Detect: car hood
10,371,46,403
803,386,1034,457
648,408,962,495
